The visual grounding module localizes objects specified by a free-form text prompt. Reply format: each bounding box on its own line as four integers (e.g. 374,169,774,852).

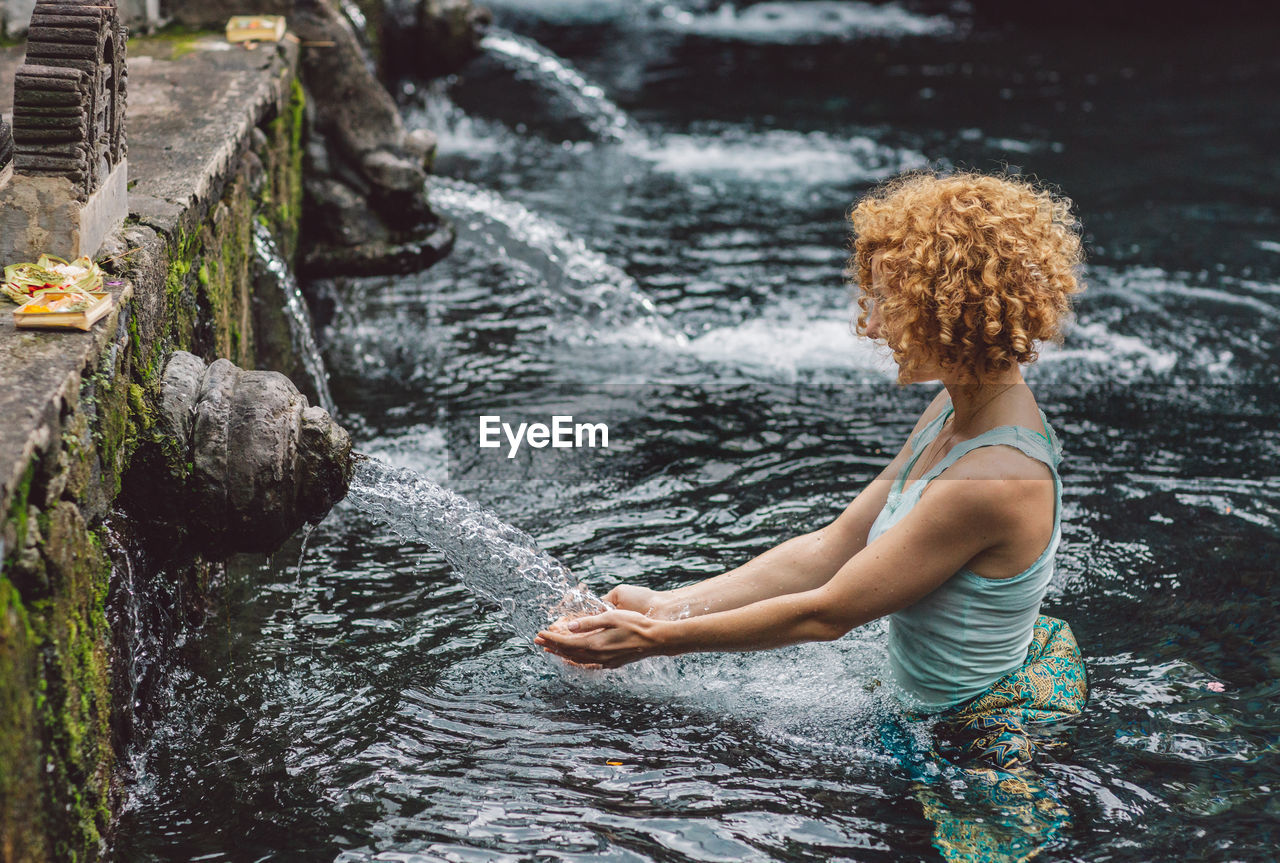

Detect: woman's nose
865,310,882,340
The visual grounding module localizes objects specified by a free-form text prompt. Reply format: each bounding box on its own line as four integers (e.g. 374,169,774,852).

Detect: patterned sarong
935,615,1089,770
910,616,1088,862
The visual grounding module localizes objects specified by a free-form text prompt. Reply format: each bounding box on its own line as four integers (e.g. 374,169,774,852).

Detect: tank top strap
918,416,1060,489
909,405,954,454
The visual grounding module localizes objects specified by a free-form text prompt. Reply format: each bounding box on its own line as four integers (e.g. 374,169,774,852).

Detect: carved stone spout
128,351,352,554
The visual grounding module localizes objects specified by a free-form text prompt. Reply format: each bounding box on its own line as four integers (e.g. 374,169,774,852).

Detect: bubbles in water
640,128,929,184
594,293,896,383
481,0,961,41
1037,319,1179,376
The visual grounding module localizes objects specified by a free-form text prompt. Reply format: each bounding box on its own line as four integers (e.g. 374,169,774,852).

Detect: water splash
480,27,643,145
475,0,958,40
476,0,694,24
428,176,679,339
671,1,959,42
252,223,339,416
101,521,196,742
346,454,610,639
408,81,516,158
103,523,148,719
639,127,930,185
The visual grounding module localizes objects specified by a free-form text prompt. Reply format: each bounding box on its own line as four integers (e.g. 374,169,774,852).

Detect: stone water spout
128,351,353,554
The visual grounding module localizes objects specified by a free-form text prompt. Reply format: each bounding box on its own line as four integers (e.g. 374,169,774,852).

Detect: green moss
264,77,306,260
165,229,201,339
194,187,256,366
4,460,37,569
3,500,115,863
126,25,216,61
126,310,140,346
35,503,113,862
128,384,150,428
86,352,133,500
0,575,45,860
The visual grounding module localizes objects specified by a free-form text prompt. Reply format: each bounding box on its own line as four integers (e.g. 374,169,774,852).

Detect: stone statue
126,351,354,554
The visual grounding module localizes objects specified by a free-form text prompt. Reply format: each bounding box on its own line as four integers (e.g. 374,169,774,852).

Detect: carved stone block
11,0,128,201
3,0,128,259
0,159,127,261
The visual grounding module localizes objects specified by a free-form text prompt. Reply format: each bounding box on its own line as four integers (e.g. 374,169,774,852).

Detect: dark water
115,2,1280,860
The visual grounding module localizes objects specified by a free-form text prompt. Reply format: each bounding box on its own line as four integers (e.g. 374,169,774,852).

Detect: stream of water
346,454,609,639
116,2,1279,861
252,222,339,416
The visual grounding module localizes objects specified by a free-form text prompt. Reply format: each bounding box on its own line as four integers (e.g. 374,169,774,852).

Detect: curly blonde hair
848,171,1084,383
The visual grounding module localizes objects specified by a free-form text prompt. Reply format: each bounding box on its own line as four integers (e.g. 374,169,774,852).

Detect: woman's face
864,251,889,341
865,250,944,383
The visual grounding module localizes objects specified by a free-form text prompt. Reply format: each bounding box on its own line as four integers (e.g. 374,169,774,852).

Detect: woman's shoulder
943,442,1055,484
915,444,1055,544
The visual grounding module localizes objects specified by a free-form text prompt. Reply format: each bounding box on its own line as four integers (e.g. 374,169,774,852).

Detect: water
669,1,960,42
252,222,339,416
346,454,609,639
480,27,643,145
427,175,673,336
116,5,1280,862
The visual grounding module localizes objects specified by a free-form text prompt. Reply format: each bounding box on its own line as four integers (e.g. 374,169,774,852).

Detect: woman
536,171,1088,767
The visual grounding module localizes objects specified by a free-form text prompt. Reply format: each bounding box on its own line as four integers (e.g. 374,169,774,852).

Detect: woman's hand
535,610,667,669
602,584,673,618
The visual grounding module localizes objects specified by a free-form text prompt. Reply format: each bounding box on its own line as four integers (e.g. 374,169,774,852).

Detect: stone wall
0,38,306,862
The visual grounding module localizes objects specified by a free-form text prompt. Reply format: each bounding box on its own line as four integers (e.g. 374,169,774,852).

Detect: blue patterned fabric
905,615,1088,862
934,615,1088,770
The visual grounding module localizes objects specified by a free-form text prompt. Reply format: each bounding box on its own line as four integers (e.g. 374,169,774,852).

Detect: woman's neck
940,369,1028,434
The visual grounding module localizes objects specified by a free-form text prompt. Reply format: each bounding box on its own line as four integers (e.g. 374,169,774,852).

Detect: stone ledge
0,34,298,523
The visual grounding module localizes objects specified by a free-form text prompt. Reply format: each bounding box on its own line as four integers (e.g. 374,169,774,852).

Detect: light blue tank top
866,398,1064,711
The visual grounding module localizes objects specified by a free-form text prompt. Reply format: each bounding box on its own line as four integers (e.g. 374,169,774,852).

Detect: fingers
534,630,588,655
562,611,615,633
537,639,602,667
535,628,594,654
534,610,642,668
535,629,609,666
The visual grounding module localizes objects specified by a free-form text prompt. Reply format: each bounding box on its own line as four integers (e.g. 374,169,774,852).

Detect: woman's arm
622,390,952,620
645,475,895,619
537,439,1037,668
